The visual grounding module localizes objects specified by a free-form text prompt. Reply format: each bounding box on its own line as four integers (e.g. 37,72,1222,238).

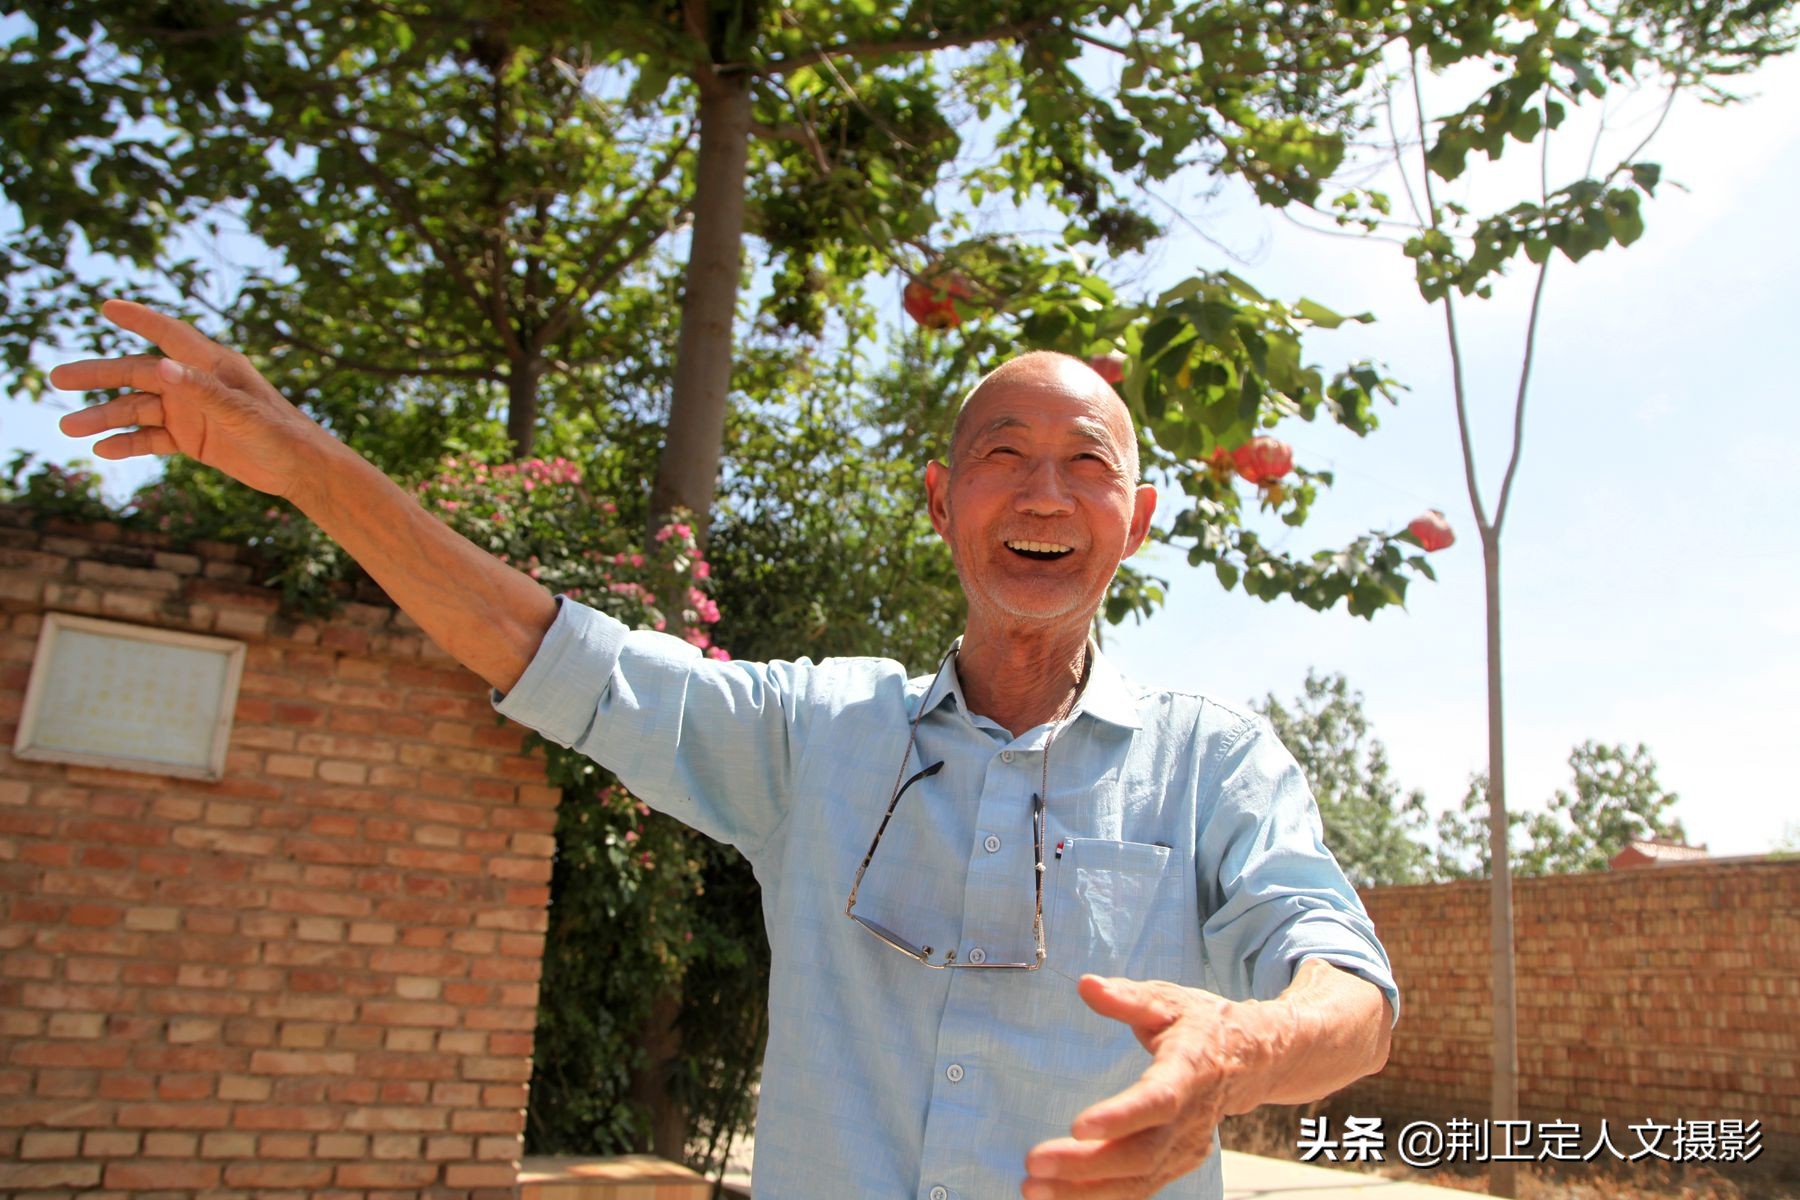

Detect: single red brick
143,1129,200,1156
104,1161,221,1188
230,1104,338,1131
470,956,540,983
45,1011,106,1039
375,1080,431,1105
115,1102,231,1129
224,1162,334,1187
250,1050,356,1076
425,1132,475,1160
335,1162,440,1187
0,1162,104,1187
19,841,75,868
360,1000,459,1029
18,1129,82,1158
82,1130,142,1156
448,1107,519,1134
13,1041,129,1069
477,1132,522,1159
267,887,369,918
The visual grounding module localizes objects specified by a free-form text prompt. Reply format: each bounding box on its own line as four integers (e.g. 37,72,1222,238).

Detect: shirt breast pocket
1048,838,1187,983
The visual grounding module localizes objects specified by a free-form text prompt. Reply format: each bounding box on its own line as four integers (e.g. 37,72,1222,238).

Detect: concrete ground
716,1150,1489,1198
1221,1151,1490,1199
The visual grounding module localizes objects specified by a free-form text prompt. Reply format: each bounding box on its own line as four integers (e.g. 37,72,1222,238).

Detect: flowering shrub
413,455,727,659
1,451,113,524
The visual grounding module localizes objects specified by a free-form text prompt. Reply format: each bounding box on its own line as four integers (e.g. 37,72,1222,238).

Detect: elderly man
55,300,1396,1200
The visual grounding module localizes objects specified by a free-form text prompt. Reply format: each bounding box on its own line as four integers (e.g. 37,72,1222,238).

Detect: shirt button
1001,750,1014,763
930,1188,949,1200
966,948,986,964
983,834,1001,854
946,1063,965,1083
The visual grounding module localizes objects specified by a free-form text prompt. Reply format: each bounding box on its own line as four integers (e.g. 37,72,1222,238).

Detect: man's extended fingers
48,354,168,396
93,427,178,460
100,298,227,366
1078,975,1183,1037
60,393,165,438
1070,1055,1190,1141
1025,1128,1163,1182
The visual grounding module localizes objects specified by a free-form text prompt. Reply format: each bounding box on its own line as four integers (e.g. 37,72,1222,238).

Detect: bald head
949,351,1140,483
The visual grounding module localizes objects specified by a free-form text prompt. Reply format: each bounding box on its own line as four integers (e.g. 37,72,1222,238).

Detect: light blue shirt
495,599,1397,1200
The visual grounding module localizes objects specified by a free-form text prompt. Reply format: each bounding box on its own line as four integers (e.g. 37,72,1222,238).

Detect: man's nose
1013,457,1074,516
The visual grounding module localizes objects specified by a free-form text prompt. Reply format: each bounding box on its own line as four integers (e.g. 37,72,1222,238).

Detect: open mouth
1006,539,1074,562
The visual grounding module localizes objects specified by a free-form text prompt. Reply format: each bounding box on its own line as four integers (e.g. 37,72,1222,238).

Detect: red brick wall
0,507,558,1197
1347,860,1800,1166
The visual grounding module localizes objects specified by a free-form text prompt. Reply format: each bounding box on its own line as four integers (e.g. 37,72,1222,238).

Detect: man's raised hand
1021,976,1282,1200
51,300,326,500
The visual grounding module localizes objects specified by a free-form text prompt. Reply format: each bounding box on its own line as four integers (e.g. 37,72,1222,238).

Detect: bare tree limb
532,128,695,353
1413,60,1491,535
339,136,513,356
754,18,1052,78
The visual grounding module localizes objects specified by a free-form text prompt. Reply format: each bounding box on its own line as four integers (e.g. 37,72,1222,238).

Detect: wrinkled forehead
950,362,1137,460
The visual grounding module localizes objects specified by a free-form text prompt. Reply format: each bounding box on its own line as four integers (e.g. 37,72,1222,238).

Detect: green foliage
6,0,1454,623
708,365,965,670
1432,774,1522,881
1436,742,1689,878
0,451,113,524
1255,671,1435,887
1330,0,1800,304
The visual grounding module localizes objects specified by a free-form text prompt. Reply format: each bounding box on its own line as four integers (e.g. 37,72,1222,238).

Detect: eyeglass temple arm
1031,790,1047,964
845,760,945,916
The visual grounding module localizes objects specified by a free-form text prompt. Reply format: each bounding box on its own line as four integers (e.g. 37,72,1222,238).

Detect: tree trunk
1484,528,1519,1198
631,70,754,1164
649,72,753,547
629,989,688,1160
506,359,541,459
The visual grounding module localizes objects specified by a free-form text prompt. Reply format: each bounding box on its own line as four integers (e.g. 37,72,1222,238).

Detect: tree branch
483,59,524,362
1414,59,1491,534
532,127,694,353
754,17,1053,78
263,322,501,382
340,135,504,350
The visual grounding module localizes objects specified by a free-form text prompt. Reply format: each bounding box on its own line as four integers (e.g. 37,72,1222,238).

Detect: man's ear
1123,482,1157,558
924,459,953,541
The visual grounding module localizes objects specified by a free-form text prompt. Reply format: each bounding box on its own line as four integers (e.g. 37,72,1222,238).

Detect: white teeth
1006,540,1073,554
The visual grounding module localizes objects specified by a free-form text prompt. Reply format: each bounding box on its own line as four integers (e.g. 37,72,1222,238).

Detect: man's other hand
1022,961,1391,1199
1021,975,1281,1199
51,299,327,501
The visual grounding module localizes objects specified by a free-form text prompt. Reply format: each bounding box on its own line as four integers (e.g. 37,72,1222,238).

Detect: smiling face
925,353,1157,639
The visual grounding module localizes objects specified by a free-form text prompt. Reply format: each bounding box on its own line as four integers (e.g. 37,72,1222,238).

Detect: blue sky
7,46,1796,856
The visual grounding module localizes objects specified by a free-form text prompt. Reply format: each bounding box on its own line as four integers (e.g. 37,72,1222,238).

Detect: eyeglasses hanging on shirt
844,643,1088,971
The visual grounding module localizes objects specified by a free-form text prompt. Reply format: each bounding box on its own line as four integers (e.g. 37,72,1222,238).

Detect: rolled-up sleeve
492,597,805,859
1196,715,1400,1021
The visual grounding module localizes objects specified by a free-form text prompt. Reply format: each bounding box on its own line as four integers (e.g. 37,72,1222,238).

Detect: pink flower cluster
414,457,728,661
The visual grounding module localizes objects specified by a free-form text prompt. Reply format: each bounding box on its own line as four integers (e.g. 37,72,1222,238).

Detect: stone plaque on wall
13,612,246,781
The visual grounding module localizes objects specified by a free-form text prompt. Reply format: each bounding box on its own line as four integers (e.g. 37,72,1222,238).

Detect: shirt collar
914,636,1142,731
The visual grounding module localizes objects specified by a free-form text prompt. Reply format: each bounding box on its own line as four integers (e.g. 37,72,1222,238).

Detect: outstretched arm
53,300,557,693
1022,960,1391,1199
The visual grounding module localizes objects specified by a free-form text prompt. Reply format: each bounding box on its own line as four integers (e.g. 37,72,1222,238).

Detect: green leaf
1294,298,1348,329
